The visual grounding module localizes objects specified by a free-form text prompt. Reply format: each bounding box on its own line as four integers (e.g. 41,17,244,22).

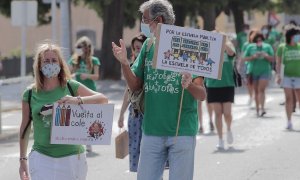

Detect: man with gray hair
112,0,206,179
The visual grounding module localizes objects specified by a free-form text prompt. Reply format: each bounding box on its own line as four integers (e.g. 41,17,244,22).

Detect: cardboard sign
50,103,114,145
153,23,225,79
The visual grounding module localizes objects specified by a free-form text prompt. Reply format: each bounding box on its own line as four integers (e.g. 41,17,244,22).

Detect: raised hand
112,39,129,66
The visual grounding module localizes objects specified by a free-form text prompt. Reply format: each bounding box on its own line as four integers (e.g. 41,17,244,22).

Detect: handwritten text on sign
51,103,114,145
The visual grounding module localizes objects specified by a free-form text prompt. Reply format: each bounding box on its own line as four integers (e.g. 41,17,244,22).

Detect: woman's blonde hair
72,36,94,71
33,40,71,91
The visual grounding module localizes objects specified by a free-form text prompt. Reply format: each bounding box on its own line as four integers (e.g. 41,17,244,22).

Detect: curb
0,76,33,86
0,129,19,142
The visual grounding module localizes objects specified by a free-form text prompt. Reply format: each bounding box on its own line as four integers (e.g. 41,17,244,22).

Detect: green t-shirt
276,43,300,77
68,56,100,91
205,52,235,88
22,80,84,157
131,38,198,136
243,42,274,76
242,42,250,70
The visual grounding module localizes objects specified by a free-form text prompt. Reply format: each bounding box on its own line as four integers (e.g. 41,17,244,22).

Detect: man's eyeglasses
142,15,158,24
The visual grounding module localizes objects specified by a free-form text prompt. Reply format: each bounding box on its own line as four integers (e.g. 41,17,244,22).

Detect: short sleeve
92,56,101,66
241,42,248,53
68,79,81,96
267,44,274,56
68,58,74,66
22,87,33,102
243,44,251,57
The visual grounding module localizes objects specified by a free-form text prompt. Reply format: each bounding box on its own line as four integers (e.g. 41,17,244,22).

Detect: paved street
0,77,300,179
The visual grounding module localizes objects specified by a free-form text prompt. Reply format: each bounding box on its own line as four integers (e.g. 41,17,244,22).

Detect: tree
170,0,226,30
198,1,225,31
276,0,300,14
100,0,124,80
226,0,274,33
77,0,140,80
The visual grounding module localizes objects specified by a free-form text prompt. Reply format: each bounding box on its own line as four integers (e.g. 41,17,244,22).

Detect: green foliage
276,0,300,14
77,0,138,28
8,48,32,58
0,0,52,25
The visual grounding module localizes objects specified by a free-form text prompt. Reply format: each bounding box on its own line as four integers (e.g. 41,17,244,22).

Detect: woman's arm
225,41,235,56
275,55,282,84
262,51,274,62
118,88,130,128
57,84,108,105
243,53,258,62
80,65,100,81
90,65,100,81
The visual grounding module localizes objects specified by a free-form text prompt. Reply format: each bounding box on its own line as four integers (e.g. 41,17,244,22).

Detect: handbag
233,63,242,87
115,130,129,159
128,88,144,113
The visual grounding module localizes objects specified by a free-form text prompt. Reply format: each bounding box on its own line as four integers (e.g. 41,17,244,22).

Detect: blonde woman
69,36,100,92
68,36,101,152
19,41,108,180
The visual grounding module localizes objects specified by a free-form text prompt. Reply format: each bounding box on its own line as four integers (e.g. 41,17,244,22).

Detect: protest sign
153,23,225,79
50,103,114,145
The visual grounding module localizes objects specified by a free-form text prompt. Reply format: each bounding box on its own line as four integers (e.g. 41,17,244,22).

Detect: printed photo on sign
50,103,114,145
153,23,225,79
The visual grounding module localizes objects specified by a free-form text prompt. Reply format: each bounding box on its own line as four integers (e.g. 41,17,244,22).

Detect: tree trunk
201,4,216,31
100,0,124,80
230,3,244,34
174,4,186,26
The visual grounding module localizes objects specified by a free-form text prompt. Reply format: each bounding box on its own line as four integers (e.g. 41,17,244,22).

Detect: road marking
2,125,19,130
2,153,19,158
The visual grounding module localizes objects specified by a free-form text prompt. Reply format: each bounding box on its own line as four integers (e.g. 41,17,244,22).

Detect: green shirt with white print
131,38,199,136
22,80,84,157
276,43,300,77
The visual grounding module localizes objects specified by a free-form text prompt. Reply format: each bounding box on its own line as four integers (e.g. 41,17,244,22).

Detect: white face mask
141,22,153,38
262,29,268,35
75,48,83,56
41,63,61,78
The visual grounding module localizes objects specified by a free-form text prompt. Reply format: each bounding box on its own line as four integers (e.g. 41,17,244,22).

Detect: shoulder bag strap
67,81,75,97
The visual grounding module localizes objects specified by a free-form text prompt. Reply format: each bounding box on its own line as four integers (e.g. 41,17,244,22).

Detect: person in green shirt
236,24,250,53
243,32,274,117
69,36,101,152
19,41,108,180
205,37,236,150
112,1,206,179
276,27,300,130
240,28,259,106
69,36,100,92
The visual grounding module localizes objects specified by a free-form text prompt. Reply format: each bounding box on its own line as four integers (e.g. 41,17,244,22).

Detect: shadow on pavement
283,129,300,133
201,132,217,136
213,146,247,154
86,151,100,158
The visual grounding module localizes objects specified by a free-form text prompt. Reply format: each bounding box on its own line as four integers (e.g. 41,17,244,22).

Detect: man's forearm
121,64,143,91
